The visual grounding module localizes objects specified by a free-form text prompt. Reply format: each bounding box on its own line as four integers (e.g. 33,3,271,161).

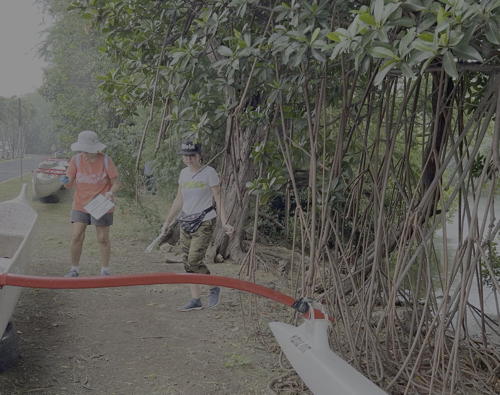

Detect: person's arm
63,159,76,188
104,177,121,200
163,185,183,230
211,184,234,235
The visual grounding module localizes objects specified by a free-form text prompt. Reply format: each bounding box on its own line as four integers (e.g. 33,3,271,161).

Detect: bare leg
190,284,201,299
95,225,111,269
71,222,87,267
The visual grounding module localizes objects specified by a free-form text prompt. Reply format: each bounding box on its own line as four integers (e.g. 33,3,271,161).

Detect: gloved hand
59,175,70,184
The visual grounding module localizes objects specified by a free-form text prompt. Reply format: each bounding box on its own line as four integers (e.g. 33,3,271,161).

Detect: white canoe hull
32,159,67,199
269,319,387,395
0,185,38,336
32,171,63,198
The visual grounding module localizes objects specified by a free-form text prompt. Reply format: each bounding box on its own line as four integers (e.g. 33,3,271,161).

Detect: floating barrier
0,272,390,393
0,272,327,319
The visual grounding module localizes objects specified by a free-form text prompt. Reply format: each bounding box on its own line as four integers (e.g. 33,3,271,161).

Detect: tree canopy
39,1,500,393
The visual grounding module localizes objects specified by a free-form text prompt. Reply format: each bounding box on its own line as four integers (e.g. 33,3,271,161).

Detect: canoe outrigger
0,193,386,391
270,301,387,395
1,270,386,392
0,185,38,369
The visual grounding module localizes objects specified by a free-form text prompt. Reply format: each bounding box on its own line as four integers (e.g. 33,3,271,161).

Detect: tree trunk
212,119,263,262
421,72,454,217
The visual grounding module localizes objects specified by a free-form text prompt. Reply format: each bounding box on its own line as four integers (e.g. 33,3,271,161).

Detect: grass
1,176,295,393
0,175,174,257
224,352,253,368
0,176,147,261
0,176,29,201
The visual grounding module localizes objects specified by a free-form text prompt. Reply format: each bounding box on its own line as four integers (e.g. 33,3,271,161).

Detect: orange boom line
0,273,328,319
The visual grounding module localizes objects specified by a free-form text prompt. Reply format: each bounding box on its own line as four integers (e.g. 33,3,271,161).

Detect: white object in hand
83,194,115,220
145,233,163,253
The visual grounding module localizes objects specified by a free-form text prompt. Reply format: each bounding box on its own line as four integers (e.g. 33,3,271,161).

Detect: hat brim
70,142,106,153
178,150,200,155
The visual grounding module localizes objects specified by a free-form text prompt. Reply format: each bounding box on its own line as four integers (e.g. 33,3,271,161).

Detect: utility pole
18,97,23,181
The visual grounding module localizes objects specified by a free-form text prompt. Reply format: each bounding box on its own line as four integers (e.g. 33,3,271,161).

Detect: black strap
201,205,215,215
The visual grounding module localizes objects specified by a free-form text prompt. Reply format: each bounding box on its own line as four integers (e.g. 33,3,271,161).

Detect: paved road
0,155,48,182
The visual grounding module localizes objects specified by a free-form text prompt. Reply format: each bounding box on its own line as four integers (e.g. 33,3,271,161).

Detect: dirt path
0,179,298,394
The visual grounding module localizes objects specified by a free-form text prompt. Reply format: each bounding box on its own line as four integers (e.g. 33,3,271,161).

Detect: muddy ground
0,177,306,394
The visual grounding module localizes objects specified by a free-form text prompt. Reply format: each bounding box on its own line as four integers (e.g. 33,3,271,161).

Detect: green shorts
180,219,215,274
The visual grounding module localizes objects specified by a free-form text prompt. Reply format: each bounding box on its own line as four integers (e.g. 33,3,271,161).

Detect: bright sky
0,1,51,97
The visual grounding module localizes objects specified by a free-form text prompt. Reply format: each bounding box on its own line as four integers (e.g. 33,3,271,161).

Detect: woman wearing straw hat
62,130,120,277
162,140,234,311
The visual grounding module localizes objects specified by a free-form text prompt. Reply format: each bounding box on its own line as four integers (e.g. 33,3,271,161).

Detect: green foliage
463,73,490,113
470,153,486,178
101,124,142,197
481,241,500,288
22,92,57,154
49,0,494,247
223,352,252,368
328,0,500,84
70,0,339,136
0,95,52,156
36,1,500,392
39,0,115,148
247,141,289,205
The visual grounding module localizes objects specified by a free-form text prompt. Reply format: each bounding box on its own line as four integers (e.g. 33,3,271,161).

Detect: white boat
0,184,38,339
269,311,387,395
32,158,68,199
